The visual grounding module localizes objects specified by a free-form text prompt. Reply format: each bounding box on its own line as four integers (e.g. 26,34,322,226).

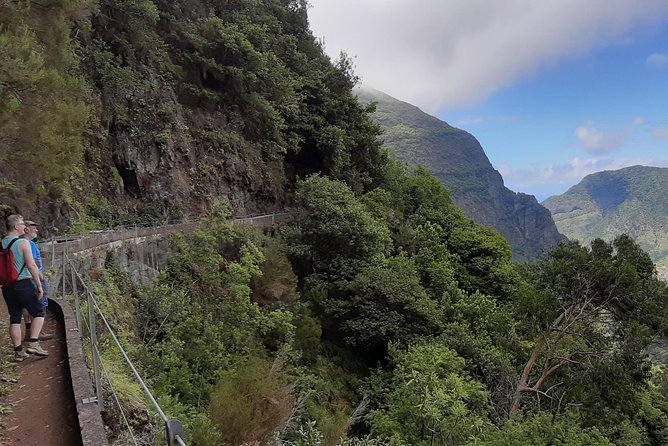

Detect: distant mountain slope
543,165,668,265
357,88,565,260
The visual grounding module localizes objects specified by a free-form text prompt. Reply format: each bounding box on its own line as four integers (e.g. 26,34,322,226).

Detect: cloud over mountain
574,125,628,153
499,157,668,201
309,0,668,112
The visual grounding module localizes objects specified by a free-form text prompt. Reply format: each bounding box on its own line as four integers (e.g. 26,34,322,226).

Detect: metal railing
64,252,186,446
48,212,289,445
39,212,289,269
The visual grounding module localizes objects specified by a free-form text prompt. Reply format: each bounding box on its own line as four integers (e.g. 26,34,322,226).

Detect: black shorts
2,279,46,323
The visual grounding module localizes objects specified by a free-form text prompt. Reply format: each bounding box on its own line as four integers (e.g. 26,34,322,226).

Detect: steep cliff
358,88,565,260
0,0,385,230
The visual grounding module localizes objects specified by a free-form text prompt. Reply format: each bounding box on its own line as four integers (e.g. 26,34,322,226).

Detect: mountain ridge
543,165,668,265
357,87,566,261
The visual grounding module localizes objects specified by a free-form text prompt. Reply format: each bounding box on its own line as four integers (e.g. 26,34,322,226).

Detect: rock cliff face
358,88,565,260
94,91,284,219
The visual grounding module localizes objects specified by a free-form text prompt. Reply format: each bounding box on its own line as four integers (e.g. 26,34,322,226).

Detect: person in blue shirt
21,221,52,341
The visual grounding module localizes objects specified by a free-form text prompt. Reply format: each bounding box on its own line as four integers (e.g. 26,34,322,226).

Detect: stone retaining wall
49,299,109,445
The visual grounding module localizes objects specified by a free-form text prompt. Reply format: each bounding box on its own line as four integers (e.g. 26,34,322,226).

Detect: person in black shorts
1,215,48,361
21,221,52,341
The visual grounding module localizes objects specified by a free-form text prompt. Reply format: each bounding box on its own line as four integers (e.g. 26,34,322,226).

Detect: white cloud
647,52,668,66
308,0,668,112
574,124,628,153
499,157,668,201
501,157,610,186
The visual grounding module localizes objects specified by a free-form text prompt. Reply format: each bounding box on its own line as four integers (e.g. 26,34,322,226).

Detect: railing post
61,251,67,300
88,290,103,409
166,419,185,446
71,263,81,333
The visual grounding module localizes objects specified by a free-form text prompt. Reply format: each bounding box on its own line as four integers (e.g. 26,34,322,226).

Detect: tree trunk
509,335,545,417
510,308,573,418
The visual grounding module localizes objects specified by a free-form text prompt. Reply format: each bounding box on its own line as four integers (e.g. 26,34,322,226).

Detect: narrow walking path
0,214,285,445
0,306,82,446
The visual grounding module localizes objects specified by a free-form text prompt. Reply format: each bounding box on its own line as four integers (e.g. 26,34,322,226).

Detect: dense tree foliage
91,174,668,445
370,341,490,445
90,192,668,445
0,0,93,215
510,236,668,417
1,0,386,228
6,1,668,445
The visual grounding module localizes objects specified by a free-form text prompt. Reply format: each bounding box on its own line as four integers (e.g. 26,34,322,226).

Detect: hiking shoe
14,349,29,362
25,341,48,357
24,333,53,342
38,333,53,341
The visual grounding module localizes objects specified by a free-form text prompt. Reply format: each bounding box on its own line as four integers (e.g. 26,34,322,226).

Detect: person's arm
19,240,43,300
31,242,44,281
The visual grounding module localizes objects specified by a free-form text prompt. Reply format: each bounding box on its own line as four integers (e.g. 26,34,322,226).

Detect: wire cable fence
64,254,186,445
39,212,290,271
47,212,289,445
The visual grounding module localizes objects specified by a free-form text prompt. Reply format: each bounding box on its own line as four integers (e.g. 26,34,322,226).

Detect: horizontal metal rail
54,212,290,445
40,213,289,264
45,212,289,244
66,254,185,445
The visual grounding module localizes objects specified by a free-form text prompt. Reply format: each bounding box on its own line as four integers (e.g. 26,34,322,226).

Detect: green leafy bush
370,341,490,446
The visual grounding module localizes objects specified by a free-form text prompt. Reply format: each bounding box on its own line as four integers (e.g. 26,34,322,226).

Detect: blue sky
308,1,668,201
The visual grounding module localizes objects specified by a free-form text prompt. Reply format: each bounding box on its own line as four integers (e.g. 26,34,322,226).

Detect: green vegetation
0,0,94,215
4,1,668,445
543,166,668,266
88,187,668,445
0,0,386,228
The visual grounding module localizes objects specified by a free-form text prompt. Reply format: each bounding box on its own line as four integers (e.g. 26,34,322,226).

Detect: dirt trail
0,308,83,446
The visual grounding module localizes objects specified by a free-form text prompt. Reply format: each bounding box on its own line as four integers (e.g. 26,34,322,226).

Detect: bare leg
22,309,32,340
29,317,45,339
9,323,22,348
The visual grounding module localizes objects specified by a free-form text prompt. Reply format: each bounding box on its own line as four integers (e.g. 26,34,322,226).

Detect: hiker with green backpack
0,214,49,361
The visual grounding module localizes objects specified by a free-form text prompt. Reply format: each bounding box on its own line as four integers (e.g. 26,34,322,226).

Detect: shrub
209,357,295,445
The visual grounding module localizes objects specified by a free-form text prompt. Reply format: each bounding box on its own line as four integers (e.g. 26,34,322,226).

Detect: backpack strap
5,238,18,250
5,238,26,276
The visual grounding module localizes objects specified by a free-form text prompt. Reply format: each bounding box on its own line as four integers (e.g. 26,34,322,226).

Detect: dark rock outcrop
93,89,284,221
